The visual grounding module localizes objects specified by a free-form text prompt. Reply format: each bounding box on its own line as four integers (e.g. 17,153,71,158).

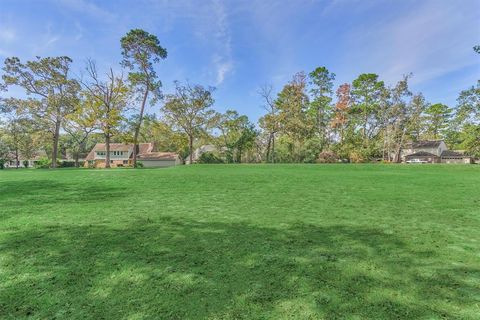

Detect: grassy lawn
0,165,479,319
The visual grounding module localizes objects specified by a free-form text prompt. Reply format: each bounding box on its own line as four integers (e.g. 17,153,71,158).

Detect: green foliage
308,66,335,150
2,55,79,168
120,29,167,167
59,161,76,168
217,110,257,163
34,158,50,169
317,150,338,163
22,160,29,168
34,158,59,169
424,103,452,139
198,152,224,164
120,29,167,94
351,73,385,142
162,81,217,163
134,161,144,168
0,140,10,168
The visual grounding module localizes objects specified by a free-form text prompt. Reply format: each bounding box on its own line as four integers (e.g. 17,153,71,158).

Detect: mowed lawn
0,165,479,319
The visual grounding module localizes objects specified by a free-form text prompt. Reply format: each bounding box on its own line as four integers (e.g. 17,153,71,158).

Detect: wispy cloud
54,0,115,21
0,28,16,42
211,0,233,85
0,23,16,57
74,21,84,41
340,0,480,85
32,23,61,55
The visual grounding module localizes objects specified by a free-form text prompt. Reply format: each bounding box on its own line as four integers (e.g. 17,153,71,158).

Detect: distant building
439,150,474,164
4,150,48,168
85,143,181,168
402,140,473,164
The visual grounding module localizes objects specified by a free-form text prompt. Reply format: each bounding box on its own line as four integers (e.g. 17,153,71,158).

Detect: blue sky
1,0,479,120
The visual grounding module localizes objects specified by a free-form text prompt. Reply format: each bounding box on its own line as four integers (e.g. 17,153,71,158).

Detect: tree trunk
74,152,79,168
15,149,19,169
265,133,272,163
382,128,387,161
189,135,193,164
132,87,149,168
51,117,61,169
105,133,111,169
236,147,242,163
271,133,275,163
394,128,407,163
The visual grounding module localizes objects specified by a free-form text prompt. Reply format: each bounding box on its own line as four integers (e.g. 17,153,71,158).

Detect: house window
123,160,128,165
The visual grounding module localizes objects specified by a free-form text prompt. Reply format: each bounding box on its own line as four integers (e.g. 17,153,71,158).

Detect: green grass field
0,165,479,319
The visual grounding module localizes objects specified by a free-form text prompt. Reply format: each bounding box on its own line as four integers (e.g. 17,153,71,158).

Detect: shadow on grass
0,217,477,319
0,180,129,207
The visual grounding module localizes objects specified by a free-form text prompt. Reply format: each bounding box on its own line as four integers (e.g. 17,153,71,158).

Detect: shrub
0,159,5,170
198,152,224,164
349,151,365,163
134,161,144,168
35,158,51,169
60,161,76,168
34,158,62,168
23,160,29,168
317,151,339,163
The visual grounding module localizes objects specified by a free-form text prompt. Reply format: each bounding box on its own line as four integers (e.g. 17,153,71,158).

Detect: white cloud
74,22,84,41
211,0,234,85
213,55,233,85
54,0,115,21
0,27,15,57
31,23,61,55
340,0,480,85
0,28,15,42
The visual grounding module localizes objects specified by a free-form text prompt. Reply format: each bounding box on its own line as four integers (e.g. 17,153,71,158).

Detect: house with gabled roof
85,143,181,168
401,140,473,164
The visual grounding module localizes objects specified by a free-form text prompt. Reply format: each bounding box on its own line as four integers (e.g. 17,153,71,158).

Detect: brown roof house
85,143,181,168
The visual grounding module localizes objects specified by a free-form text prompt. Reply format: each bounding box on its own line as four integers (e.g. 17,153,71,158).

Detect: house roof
441,150,468,158
405,151,439,158
406,140,444,148
138,152,178,161
85,143,153,160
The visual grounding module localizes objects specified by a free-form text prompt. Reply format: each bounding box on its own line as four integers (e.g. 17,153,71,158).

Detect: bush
60,161,76,168
23,160,29,168
0,159,5,170
198,152,224,164
134,161,144,168
35,158,51,169
349,151,365,163
317,151,339,163
34,158,62,168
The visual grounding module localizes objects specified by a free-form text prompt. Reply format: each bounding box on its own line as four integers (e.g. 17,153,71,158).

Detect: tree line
0,29,479,168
